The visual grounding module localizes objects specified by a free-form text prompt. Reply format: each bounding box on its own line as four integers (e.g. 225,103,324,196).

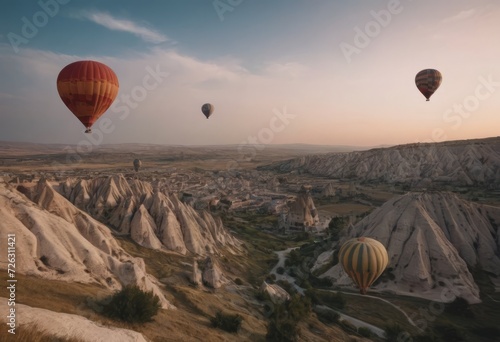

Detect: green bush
211,311,243,333
384,323,405,342
266,273,277,283
285,250,303,267
316,309,339,324
444,297,474,318
277,267,285,275
317,291,346,309
266,294,311,341
276,280,298,295
234,278,244,285
471,326,500,339
287,294,311,321
266,316,298,342
434,324,465,342
357,327,373,338
309,275,333,287
102,285,161,323
255,290,269,301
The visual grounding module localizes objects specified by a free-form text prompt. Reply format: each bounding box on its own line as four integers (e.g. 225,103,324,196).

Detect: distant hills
261,136,500,187
0,140,379,155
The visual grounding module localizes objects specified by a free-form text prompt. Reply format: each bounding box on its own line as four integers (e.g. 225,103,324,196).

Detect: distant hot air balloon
57,60,119,133
201,103,214,119
415,69,442,101
133,159,142,172
338,237,389,295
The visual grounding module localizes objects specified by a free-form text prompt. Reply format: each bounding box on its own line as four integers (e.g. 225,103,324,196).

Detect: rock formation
319,191,500,303
58,175,241,255
191,258,202,285
202,256,223,288
264,137,500,187
0,179,173,309
321,182,337,197
285,185,319,231
260,281,290,304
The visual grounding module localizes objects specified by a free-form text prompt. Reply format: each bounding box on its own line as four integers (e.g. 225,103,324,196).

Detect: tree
102,285,161,323
266,294,311,341
211,311,243,333
444,297,474,318
384,323,406,342
328,216,346,240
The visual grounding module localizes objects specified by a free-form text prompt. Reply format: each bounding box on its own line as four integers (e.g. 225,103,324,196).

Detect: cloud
0,43,315,144
79,11,169,44
265,62,309,79
442,9,476,24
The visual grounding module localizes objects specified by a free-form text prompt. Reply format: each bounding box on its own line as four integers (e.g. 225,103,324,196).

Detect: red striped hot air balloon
339,237,389,295
415,69,442,101
57,60,119,133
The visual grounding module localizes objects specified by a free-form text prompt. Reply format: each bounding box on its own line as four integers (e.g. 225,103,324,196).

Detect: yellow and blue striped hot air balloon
339,237,389,295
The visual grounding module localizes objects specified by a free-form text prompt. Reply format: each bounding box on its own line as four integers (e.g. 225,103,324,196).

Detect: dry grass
0,322,86,342
0,273,110,317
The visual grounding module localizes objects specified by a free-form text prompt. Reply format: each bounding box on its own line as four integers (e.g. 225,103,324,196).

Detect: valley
1,137,500,341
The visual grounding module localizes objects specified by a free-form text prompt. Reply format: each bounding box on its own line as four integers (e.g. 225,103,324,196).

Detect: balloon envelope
415,69,442,101
201,103,214,119
57,60,119,132
339,237,389,294
133,159,142,172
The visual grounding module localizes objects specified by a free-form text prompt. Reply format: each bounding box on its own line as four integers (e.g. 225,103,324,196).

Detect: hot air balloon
201,103,214,119
57,60,119,133
338,237,389,295
415,69,442,101
133,159,142,172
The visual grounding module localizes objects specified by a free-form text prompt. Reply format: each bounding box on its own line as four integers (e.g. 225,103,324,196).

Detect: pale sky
0,0,499,147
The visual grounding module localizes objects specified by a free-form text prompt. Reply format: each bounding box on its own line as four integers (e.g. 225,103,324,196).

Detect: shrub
255,290,270,301
211,311,243,333
234,278,244,285
266,273,277,283
276,280,297,295
102,285,161,323
287,294,311,321
357,327,373,338
471,326,500,339
285,250,303,267
277,267,285,275
435,324,465,342
309,275,333,287
266,316,298,342
316,309,339,324
266,294,312,341
444,297,474,318
317,291,346,309
384,323,405,342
